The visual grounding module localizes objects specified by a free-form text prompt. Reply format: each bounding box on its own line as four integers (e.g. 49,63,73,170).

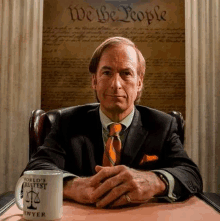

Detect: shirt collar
99,107,135,131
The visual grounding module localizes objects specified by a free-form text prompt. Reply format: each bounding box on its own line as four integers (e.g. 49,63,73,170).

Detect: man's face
92,44,143,117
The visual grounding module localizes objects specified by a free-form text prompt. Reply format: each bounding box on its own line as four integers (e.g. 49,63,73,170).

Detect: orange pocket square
139,155,158,165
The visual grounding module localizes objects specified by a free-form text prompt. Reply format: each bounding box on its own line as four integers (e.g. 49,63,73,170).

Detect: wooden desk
0,196,219,221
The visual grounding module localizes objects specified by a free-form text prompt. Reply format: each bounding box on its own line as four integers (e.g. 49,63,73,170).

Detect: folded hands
63,165,166,208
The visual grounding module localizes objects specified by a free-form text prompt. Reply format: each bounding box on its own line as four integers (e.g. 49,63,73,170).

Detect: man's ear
91,74,97,90
137,75,143,92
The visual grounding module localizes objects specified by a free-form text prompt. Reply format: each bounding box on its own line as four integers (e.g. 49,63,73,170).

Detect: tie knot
109,123,122,136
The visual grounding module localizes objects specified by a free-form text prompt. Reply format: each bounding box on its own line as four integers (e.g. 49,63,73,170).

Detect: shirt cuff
152,169,177,202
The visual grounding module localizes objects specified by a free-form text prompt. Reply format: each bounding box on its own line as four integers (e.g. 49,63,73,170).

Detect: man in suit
24,37,203,208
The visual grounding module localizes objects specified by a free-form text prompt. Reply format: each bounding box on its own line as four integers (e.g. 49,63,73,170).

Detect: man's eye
103,71,111,75
122,71,131,76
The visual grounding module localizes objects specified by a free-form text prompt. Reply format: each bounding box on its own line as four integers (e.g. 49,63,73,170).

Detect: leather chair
29,109,59,160
0,191,15,216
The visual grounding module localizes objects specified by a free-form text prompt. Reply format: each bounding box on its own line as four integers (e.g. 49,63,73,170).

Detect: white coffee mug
15,170,63,220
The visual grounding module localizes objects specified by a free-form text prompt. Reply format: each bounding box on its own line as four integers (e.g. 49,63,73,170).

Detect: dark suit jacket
23,103,203,200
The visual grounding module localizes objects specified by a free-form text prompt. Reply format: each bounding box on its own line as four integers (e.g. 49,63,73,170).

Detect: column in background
185,0,220,193
0,0,43,194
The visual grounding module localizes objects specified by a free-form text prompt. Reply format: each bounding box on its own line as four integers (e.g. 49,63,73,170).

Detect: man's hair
89,36,146,103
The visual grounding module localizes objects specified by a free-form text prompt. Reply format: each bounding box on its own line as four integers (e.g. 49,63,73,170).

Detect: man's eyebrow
101,66,133,71
121,68,133,71
100,66,112,70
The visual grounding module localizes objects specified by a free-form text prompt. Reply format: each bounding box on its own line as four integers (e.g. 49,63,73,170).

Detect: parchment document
42,0,185,117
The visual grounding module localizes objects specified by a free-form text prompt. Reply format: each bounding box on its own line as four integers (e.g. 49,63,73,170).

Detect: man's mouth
106,95,125,98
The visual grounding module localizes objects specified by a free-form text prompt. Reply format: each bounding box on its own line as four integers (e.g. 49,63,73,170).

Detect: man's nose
111,73,122,89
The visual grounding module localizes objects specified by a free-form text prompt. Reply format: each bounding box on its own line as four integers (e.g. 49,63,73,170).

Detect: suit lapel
84,105,152,170
85,105,104,171
121,108,149,166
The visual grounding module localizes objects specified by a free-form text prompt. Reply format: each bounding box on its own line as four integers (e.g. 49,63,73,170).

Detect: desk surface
0,196,219,221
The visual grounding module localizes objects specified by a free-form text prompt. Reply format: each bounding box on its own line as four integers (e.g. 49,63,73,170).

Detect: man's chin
102,103,125,113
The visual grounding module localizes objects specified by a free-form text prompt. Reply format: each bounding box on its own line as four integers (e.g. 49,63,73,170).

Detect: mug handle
15,176,24,210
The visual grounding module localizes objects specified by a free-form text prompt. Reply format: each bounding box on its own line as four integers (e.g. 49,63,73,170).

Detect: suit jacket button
189,186,196,192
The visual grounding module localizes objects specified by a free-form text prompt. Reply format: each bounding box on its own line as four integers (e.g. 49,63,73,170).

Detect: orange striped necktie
102,123,122,167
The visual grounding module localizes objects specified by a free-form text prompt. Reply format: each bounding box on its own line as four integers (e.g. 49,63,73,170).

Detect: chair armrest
196,192,220,213
0,191,15,216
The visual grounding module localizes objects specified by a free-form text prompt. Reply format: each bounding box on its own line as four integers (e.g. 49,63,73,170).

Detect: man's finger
95,165,103,173
95,183,129,208
108,194,129,208
91,173,127,202
90,166,122,186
